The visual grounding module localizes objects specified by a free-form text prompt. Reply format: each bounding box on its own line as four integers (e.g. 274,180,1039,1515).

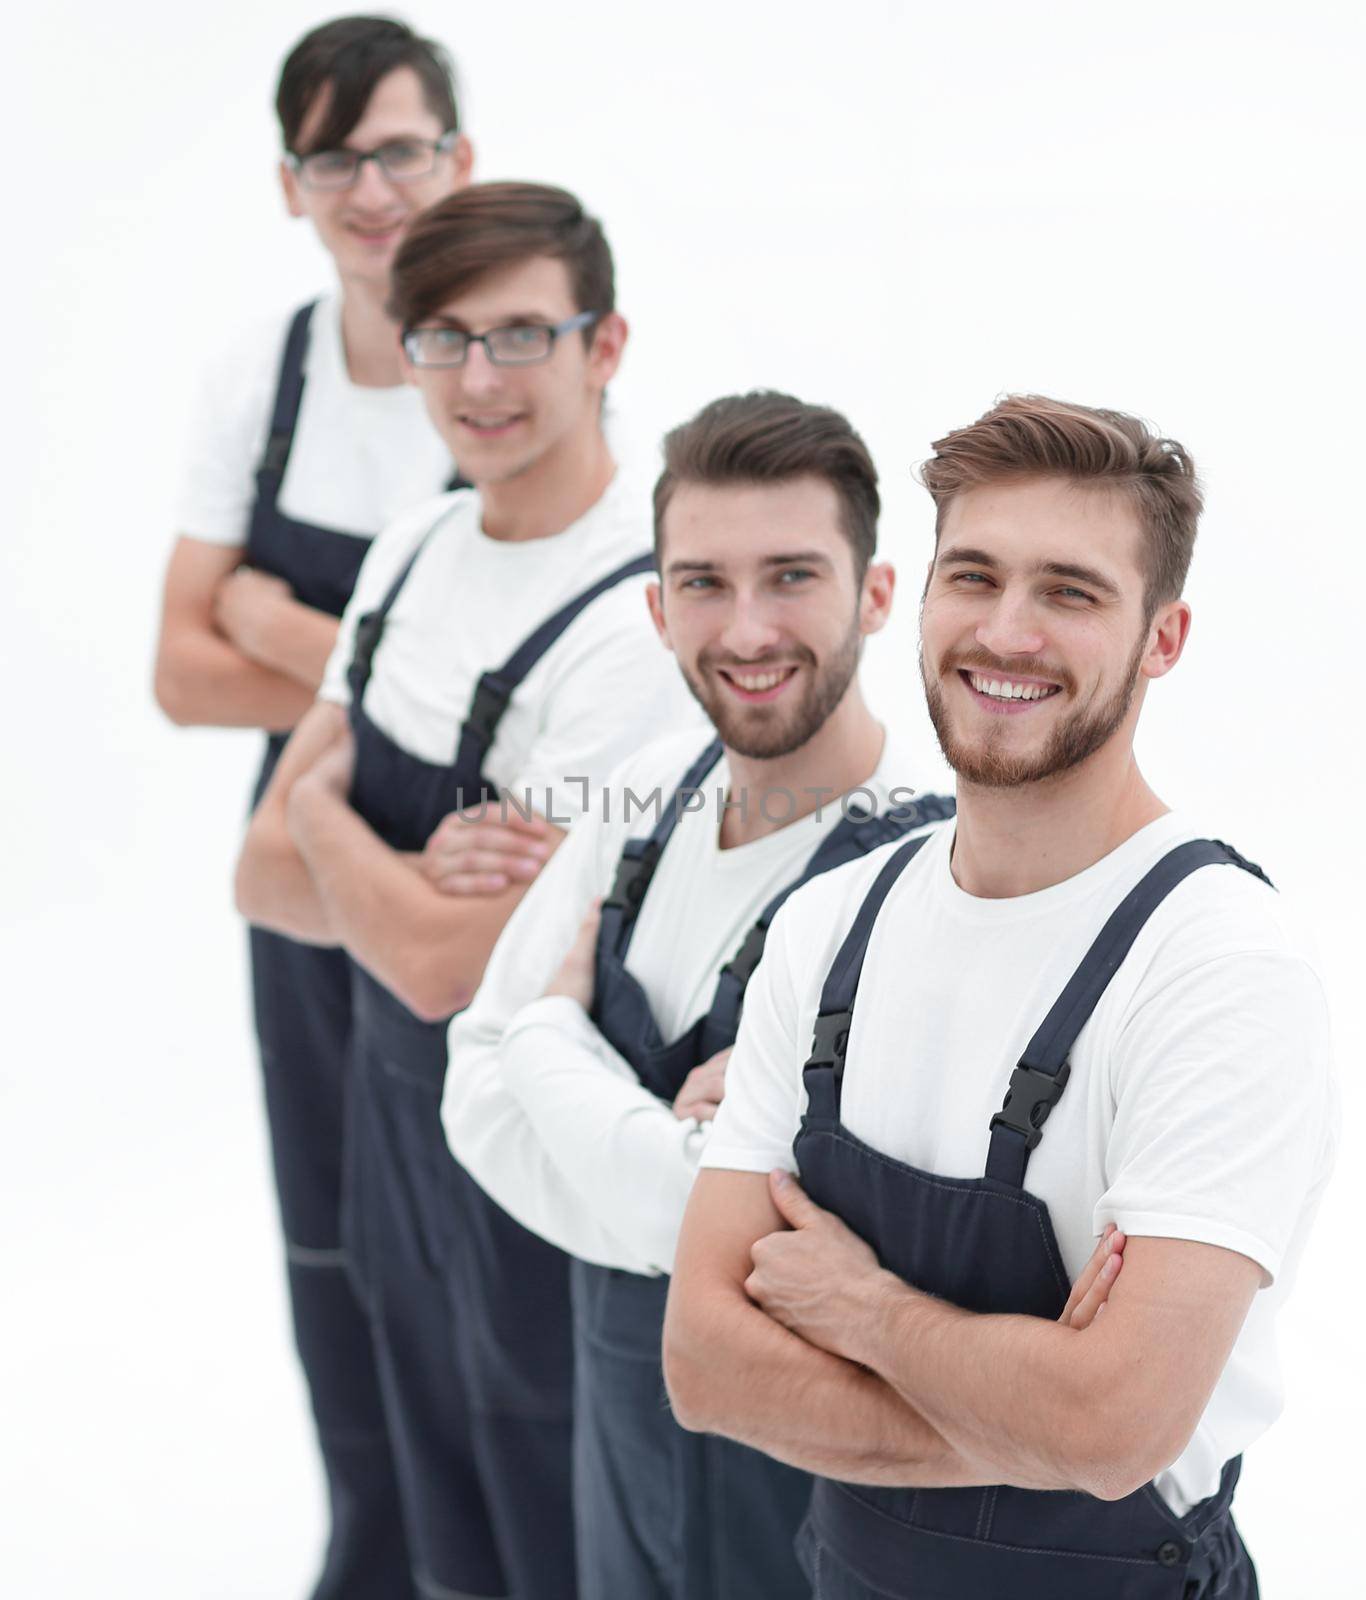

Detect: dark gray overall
581,743,955,1598
341,524,654,1599
246,301,459,1600
794,833,1269,1599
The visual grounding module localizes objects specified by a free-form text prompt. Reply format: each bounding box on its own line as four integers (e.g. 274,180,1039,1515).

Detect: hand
744,1170,886,1363
1057,1223,1126,1330
672,1048,731,1123
419,806,559,897
543,900,602,1009
213,566,293,662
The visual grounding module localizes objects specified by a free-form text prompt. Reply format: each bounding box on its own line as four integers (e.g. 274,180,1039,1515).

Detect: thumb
768,1168,819,1228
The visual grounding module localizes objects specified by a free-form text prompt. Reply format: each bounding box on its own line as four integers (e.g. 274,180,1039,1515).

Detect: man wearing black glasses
153,18,471,1600
237,181,696,1600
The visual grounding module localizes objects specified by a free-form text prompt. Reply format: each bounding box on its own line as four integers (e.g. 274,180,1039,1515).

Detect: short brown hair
276,16,459,155
653,392,880,581
919,394,1203,612
389,182,614,330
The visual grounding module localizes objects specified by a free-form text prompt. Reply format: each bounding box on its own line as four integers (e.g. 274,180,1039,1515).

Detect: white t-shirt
176,292,453,546
702,812,1336,1514
442,727,939,1276
319,471,700,818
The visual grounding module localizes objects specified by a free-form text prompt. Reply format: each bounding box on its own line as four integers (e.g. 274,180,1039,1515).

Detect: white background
3,1,1360,1593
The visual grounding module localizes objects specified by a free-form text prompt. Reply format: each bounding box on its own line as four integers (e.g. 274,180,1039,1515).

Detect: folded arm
748,1171,1261,1501
153,537,323,729
664,1169,978,1485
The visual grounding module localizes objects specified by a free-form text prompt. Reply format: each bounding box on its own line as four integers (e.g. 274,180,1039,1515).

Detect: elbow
153,655,197,726
661,1303,719,1435
393,952,476,1025
1071,1418,1193,1504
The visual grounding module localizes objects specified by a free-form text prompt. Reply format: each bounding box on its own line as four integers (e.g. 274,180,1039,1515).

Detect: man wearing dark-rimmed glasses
153,17,473,1600
237,180,698,1600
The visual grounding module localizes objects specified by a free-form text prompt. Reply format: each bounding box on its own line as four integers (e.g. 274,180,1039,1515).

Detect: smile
959,669,1062,714
457,414,526,434
718,666,798,703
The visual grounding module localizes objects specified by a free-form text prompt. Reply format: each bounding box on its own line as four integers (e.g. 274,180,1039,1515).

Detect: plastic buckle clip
349,611,384,687
464,675,513,748
806,1010,853,1074
989,1060,1072,1150
605,841,661,914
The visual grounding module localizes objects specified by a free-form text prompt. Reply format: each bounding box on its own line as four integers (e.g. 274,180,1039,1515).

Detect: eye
948,570,992,586
680,575,719,591
1054,585,1095,603
777,567,816,584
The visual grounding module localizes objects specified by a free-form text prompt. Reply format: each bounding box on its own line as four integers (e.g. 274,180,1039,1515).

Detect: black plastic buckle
349,611,384,688
464,675,513,749
806,1010,853,1074
989,1060,1072,1149
259,429,291,479
605,841,661,914
721,922,769,988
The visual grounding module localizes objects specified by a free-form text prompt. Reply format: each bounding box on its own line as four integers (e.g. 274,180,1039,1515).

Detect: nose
974,585,1047,659
457,341,503,398
350,154,402,209
719,588,784,661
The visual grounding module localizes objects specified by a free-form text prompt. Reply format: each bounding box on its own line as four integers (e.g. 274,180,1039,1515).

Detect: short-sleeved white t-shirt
175,292,453,546
318,471,703,820
703,813,1337,1514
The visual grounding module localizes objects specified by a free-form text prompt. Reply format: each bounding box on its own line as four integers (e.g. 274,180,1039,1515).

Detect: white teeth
732,669,791,692
969,673,1056,701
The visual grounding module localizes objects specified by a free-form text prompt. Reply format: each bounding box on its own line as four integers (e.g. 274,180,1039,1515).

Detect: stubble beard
682,615,863,761
921,631,1148,789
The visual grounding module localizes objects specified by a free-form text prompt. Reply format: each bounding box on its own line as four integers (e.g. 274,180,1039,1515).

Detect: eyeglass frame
401,311,604,369
284,129,460,191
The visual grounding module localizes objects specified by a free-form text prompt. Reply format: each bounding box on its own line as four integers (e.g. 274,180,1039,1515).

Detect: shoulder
352,491,468,603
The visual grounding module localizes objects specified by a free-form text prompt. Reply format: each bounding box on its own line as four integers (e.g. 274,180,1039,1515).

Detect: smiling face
280,66,471,283
649,477,893,759
402,254,626,486
920,476,1187,789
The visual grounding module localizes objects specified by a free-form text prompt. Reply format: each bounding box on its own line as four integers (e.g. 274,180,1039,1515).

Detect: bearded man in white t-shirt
152,19,472,1599
665,394,1336,1600
440,391,1128,1599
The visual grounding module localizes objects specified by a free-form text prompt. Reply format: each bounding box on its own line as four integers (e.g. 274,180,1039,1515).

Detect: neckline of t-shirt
311,292,425,406
683,735,914,874
925,809,1200,925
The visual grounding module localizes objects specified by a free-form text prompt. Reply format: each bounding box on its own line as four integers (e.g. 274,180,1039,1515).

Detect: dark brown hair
653,392,880,580
276,15,459,156
919,394,1202,612
389,182,614,331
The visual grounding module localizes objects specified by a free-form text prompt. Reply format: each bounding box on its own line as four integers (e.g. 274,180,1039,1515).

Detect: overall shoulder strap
710,794,957,1039
455,551,656,772
598,739,725,962
984,838,1276,1187
345,521,440,708
253,301,316,507
799,831,936,1119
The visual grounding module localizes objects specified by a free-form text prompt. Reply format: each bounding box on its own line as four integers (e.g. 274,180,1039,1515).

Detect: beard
922,633,1147,789
681,616,862,760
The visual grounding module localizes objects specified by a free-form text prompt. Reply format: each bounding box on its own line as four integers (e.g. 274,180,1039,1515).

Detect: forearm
246,598,340,692
847,1273,1146,1498
290,784,519,1021
236,812,337,945
501,1000,703,1274
154,627,314,730
663,1285,982,1486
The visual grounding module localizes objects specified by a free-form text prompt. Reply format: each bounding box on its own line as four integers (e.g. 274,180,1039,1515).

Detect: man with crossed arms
665,394,1335,1599
443,391,1127,1599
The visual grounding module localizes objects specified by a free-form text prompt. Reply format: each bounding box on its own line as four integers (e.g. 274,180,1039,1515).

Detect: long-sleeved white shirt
442,727,934,1275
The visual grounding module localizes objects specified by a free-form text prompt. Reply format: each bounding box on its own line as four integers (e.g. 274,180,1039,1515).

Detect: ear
1140,598,1191,681
645,580,674,652
450,134,475,188
279,160,306,219
586,312,628,389
859,560,896,638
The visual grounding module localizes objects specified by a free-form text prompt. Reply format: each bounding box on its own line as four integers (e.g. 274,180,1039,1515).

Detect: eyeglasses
286,131,459,191
401,311,602,368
